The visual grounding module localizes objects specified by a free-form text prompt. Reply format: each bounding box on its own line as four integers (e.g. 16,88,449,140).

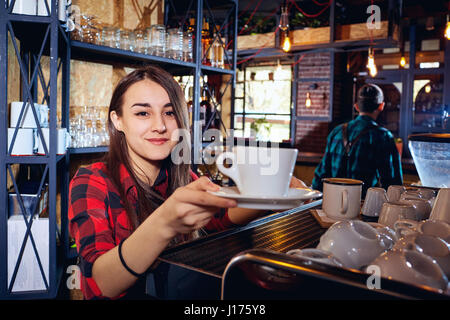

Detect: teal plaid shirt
311,115,403,194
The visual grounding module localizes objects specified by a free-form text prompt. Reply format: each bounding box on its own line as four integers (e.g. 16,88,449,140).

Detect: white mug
37,0,72,22
317,220,388,270
37,128,70,155
215,146,298,197
10,102,47,129
322,178,363,220
361,187,388,217
386,185,406,202
429,188,450,224
8,0,38,15
416,188,436,200
398,197,432,221
7,128,35,156
394,219,450,244
367,249,448,292
378,202,417,229
393,233,450,278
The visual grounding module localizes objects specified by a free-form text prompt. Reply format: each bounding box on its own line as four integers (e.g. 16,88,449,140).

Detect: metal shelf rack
0,0,70,299
0,0,237,299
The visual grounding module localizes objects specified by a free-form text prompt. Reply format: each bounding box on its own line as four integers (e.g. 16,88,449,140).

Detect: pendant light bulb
282,31,291,52
305,92,312,108
399,56,406,68
367,48,377,77
445,15,450,40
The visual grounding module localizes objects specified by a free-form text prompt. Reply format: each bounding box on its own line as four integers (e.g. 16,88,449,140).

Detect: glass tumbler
102,26,116,48
120,30,130,51
150,24,166,56
134,29,146,54
166,28,183,60
183,31,193,62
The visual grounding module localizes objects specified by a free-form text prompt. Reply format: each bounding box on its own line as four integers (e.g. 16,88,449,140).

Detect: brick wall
295,52,331,153
294,51,351,154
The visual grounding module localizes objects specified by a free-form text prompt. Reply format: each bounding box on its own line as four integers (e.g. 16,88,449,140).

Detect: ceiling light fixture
367,47,377,77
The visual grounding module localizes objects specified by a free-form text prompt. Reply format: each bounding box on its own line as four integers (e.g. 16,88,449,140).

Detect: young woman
69,65,305,300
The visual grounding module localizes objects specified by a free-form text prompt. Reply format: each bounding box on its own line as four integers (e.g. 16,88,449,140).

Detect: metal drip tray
146,201,325,299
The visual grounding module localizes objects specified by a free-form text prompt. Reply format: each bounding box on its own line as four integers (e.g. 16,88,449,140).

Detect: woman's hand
289,176,309,189
153,176,237,240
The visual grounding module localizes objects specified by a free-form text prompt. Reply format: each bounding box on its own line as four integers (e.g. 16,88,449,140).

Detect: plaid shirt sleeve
68,167,124,300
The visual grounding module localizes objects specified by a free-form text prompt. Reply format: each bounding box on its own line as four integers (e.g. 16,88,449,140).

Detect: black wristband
118,239,144,278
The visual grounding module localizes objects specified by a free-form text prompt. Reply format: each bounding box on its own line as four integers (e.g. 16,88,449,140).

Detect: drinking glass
150,24,166,56
166,28,183,60
102,26,116,48
120,30,130,51
134,29,147,54
183,31,193,62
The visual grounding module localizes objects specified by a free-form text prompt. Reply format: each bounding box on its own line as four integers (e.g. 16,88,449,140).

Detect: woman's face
111,79,180,168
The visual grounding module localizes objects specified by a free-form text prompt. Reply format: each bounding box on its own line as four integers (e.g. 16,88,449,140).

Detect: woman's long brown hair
105,65,192,230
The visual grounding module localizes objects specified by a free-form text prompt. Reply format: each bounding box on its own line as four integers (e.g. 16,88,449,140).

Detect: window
234,64,292,142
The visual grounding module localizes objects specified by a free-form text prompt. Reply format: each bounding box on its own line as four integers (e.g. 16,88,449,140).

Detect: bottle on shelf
201,17,212,66
212,25,224,68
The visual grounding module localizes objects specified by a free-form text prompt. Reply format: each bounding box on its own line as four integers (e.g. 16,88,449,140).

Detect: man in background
311,84,403,195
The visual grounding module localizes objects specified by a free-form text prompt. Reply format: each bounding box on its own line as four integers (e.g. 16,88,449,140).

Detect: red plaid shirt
68,162,236,300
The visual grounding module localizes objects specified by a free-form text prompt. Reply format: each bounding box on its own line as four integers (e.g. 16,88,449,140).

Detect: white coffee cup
394,219,450,244
402,190,423,200
361,187,388,217
367,222,398,250
393,233,450,278
317,220,388,270
8,0,38,15
286,248,343,267
429,188,450,224
416,188,436,200
321,178,363,220
387,185,406,202
215,146,298,197
399,197,432,221
37,127,70,155
10,102,48,129
378,202,417,229
367,249,448,292
37,0,71,21
7,128,36,156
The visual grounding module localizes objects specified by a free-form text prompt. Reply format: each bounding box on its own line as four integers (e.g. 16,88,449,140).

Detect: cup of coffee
378,202,417,229
321,178,363,220
386,185,406,202
429,188,450,224
215,146,298,197
393,233,450,278
366,249,448,292
361,187,388,217
317,220,388,269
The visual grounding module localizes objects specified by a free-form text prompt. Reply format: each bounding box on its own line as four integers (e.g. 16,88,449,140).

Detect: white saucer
208,187,322,210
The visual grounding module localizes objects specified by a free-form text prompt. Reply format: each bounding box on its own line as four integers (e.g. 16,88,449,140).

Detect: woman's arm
92,177,237,298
